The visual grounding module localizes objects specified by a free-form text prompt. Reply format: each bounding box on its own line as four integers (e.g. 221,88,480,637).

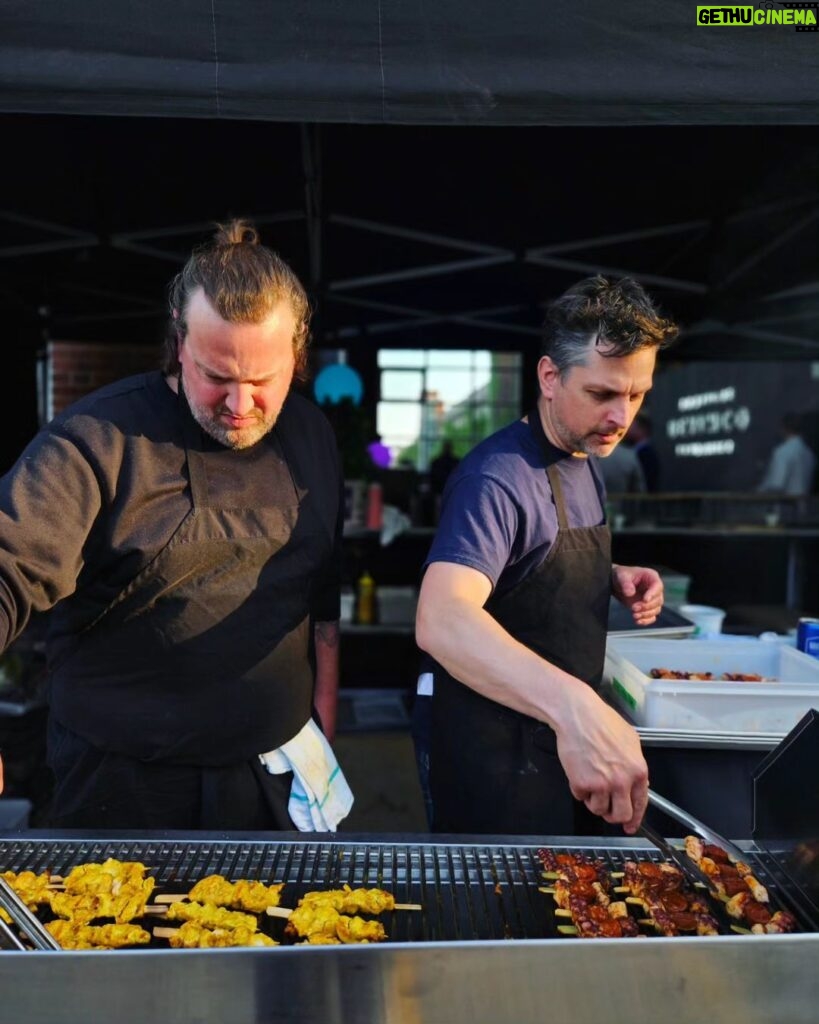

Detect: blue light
313,364,364,405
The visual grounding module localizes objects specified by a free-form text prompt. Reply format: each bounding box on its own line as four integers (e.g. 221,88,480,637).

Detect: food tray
604,637,819,733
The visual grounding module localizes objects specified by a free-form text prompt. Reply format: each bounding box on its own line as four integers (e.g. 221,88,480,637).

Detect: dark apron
47,386,328,829
429,410,612,836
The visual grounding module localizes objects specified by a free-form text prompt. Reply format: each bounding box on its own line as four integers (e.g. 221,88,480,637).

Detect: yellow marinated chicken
165,900,258,932
0,870,53,922
166,920,278,948
187,874,285,913
49,881,155,925
47,919,151,950
2,870,53,906
299,884,395,915
284,902,386,944
63,859,153,897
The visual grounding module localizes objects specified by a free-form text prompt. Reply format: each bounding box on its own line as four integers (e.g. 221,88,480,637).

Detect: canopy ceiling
3,0,819,125
1,3,818,368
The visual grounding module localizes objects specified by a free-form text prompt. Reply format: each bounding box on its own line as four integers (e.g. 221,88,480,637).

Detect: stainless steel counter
0,831,816,1024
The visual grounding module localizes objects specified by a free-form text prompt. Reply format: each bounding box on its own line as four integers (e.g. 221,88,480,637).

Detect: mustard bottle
356,571,376,625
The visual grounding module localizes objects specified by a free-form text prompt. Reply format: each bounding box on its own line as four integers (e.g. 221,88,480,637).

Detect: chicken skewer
163,901,260,932
46,919,151,950
282,901,387,944
154,921,279,948
264,883,420,918
154,874,285,913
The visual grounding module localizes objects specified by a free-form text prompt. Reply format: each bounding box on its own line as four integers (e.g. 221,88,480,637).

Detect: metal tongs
0,875,61,950
637,788,748,895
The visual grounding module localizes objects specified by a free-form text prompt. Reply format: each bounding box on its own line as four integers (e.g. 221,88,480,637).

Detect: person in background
428,439,461,522
594,442,646,496
0,219,352,832
429,440,460,496
757,412,817,497
416,275,678,836
625,411,661,492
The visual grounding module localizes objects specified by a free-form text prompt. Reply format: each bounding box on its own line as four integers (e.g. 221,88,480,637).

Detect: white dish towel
259,719,354,832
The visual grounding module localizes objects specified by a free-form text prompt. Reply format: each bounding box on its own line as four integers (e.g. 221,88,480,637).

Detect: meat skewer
163,901,259,932
620,860,720,936
264,884,420,918
536,848,639,938
683,836,797,934
154,874,285,913
154,922,279,948
46,920,151,950
283,901,387,944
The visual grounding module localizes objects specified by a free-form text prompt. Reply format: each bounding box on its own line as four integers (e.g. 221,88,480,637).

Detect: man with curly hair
416,276,679,836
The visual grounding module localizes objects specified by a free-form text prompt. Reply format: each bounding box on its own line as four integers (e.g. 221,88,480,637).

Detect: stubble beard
182,381,275,450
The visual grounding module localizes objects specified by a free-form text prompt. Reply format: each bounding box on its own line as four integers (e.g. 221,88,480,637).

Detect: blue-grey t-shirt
424,419,606,598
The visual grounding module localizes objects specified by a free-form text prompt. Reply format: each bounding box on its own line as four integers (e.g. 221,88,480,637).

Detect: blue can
797,617,819,659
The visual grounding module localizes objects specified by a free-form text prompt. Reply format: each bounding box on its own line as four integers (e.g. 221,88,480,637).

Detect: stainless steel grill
0,832,815,942
2,831,819,1024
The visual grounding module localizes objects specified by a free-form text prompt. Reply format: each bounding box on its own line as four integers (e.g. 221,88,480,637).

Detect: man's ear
537,355,560,399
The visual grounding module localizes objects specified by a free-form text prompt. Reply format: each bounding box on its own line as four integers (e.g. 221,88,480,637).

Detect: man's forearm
313,619,340,742
416,594,585,733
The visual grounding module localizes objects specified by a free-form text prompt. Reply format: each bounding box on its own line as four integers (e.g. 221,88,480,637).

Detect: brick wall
44,341,160,422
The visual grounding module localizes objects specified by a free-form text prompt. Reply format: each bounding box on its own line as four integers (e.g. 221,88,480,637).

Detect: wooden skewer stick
153,927,176,939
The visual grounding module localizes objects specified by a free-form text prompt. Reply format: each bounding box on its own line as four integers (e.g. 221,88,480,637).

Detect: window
377,350,522,470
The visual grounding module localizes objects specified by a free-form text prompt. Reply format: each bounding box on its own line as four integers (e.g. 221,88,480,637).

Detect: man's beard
550,408,623,458
181,379,274,450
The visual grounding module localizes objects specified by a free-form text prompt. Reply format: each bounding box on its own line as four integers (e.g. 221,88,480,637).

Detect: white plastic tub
604,636,819,733
678,603,725,636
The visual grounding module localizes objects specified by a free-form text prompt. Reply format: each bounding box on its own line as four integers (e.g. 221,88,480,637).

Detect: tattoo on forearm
315,620,340,648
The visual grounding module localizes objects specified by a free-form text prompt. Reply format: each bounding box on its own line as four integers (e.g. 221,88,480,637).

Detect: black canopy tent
1,0,818,467
3,0,819,124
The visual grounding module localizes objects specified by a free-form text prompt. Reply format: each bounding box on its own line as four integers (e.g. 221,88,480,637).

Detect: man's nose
607,398,631,430
224,383,255,416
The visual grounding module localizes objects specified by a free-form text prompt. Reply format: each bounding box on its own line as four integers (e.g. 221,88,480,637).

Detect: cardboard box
604,637,819,733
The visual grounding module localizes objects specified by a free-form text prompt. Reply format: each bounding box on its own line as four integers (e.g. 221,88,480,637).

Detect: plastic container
604,636,819,733
679,604,725,636
376,586,418,625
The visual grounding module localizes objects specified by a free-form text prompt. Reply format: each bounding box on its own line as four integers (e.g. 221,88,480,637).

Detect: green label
612,677,637,711
696,6,817,25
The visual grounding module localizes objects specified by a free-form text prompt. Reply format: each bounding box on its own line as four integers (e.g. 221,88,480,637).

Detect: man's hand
553,683,648,834
612,564,664,626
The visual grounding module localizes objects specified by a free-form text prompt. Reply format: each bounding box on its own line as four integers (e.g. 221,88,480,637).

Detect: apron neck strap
528,408,570,531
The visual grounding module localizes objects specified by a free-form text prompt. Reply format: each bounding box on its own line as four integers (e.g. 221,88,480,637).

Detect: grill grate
0,837,814,942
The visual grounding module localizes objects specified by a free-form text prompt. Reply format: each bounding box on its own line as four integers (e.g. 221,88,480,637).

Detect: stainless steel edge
0,935,817,1024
